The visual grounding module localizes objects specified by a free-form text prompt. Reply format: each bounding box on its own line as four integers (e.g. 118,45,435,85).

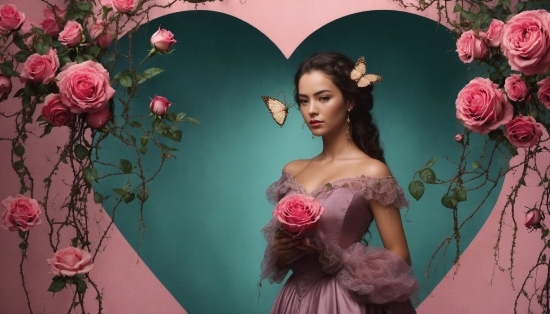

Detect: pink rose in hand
85,105,111,129
482,19,505,47
273,194,324,237
47,247,94,277
58,20,83,47
56,60,115,114
0,4,25,35
150,28,176,52
501,10,550,76
1,194,42,232
89,20,115,49
149,95,172,116
456,30,488,63
537,76,550,110
504,74,530,102
20,48,60,84
0,74,12,101
112,0,136,14
524,209,542,230
504,115,543,148
41,94,75,127
456,77,514,134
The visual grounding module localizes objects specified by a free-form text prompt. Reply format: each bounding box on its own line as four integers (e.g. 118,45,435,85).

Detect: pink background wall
0,0,547,313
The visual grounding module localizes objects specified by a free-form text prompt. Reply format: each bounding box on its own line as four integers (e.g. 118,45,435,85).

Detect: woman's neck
318,130,358,161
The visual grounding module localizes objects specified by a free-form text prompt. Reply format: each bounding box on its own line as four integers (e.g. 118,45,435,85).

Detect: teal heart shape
97,10,503,313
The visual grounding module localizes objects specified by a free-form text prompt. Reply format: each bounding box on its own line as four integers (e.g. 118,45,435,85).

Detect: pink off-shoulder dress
261,172,420,314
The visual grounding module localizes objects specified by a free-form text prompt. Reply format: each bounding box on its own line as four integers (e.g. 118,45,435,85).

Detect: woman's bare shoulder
282,159,309,175
356,157,391,178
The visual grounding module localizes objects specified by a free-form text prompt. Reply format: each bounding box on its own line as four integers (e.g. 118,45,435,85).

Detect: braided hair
293,52,385,164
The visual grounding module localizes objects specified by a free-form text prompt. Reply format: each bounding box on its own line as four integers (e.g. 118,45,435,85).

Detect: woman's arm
370,199,412,265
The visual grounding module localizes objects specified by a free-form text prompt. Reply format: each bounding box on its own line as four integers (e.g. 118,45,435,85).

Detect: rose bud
454,134,463,143
524,209,542,230
149,95,172,116
0,75,12,101
85,105,111,129
150,27,176,53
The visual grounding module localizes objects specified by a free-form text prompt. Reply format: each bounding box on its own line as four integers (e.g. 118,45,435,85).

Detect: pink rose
504,115,543,148
273,194,324,237
0,74,12,101
19,48,60,84
47,247,94,277
88,20,115,49
537,76,550,110
112,0,136,14
40,18,60,37
504,74,530,102
58,20,83,47
454,134,463,143
41,94,75,127
44,5,67,20
0,4,25,35
85,105,111,129
149,95,172,116
56,60,115,114
456,30,489,63
1,194,42,232
456,77,514,134
150,28,176,52
482,19,505,47
501,10,550,76
524,208,542,230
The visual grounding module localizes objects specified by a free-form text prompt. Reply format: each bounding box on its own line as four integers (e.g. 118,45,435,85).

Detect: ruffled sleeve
260,172,293,283
318,176,419,303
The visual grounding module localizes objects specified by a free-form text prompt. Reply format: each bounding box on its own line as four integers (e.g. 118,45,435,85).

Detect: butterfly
350,56,383,87
261,95,290,127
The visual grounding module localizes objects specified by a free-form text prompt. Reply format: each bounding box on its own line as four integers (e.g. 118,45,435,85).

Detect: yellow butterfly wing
262,96,288,127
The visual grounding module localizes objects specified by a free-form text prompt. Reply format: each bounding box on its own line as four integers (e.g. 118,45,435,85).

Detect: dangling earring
346,109,351,140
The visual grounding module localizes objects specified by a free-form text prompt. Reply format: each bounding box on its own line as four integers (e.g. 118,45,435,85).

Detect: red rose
455,77,514,134
1,194,42,232
41,94,75,127
504,115,543,148
47,247,94,277
273,194,324,237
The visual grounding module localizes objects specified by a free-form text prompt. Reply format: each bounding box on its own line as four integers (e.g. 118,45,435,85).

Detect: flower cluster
455,10,549,150
0,1,199,312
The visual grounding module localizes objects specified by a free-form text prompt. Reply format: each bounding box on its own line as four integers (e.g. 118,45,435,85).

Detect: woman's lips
309,120,322,128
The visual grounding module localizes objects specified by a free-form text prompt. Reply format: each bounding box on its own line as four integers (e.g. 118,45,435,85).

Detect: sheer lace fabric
261,171,419,313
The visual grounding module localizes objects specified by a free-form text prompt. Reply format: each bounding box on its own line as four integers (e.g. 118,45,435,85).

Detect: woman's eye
319,96,329,102
299,99,308,105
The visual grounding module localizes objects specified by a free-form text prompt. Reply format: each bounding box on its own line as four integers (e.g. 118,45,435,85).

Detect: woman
260,52,420,313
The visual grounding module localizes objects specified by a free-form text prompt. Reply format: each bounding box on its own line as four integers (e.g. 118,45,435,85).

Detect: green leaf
13,161,24,171
40,124,54,138
419,168,436,184
119,159,132,174
137,68,164,84
165,112,177,122
139,147,147,155
472,161,481,170
119,74,132,88
123,192,135,204
48,277,66,293
35,41,50,55
74,144,88,161
70,237,78,247
441,195,458,209
542,229,549,240
454,186,467,202
18,229,27,239
169,126,182,141
408,180,425,201
13,145,25,157
176,112,186,121
75,277,87,294
18,242,28,250
140,136,149,147
488,129,504,142
185,117,201,125
22,94,31,108
130,121,142,128
137,188,150,202
1,63,14,76
112,188,127,196
453,3,462,13
93,192,104,204
83,167,98,183
460,10,477,21
89,46,101,57
425,157,436,168
14,51,29,63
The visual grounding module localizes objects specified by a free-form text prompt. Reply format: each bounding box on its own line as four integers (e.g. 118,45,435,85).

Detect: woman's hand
273,230,321,269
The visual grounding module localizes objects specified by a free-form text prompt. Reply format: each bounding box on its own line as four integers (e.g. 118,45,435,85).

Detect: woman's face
297,70,351,138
